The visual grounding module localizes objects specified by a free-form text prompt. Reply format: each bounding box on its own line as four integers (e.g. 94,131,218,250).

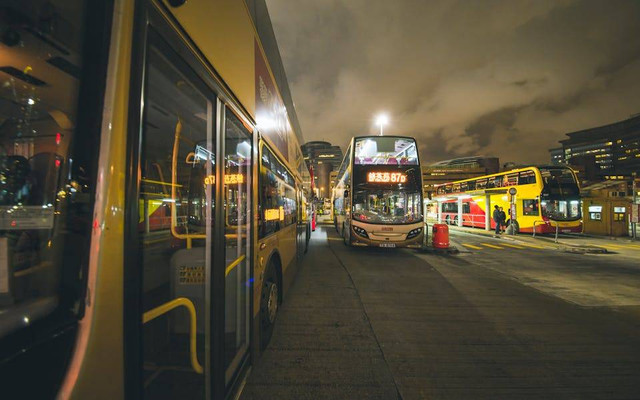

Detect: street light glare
376,114,389,126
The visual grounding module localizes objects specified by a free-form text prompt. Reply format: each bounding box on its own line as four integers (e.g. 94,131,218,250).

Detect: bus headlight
353,225,369,238
406,227,422,239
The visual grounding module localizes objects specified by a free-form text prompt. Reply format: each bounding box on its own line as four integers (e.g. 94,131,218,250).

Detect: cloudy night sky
266,0,640,164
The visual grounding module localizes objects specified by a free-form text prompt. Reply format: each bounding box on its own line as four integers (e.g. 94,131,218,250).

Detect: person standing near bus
493,205,501,235
499,206,507,233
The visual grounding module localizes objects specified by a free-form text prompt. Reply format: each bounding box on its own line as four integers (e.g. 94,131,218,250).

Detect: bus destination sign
367,172,407,183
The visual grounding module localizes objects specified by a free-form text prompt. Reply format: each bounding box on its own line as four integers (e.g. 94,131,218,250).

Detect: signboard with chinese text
367,172,407,183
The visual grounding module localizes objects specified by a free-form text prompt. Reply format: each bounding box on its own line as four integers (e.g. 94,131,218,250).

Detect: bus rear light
353,225,369,238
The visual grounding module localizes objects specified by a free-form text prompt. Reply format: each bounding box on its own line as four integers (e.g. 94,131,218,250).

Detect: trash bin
432,223,449,249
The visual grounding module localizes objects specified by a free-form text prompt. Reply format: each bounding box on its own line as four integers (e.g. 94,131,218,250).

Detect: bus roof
433,165,577,188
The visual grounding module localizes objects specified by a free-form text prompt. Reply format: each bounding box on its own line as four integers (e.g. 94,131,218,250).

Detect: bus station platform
240,227,399,399
443,224,616,254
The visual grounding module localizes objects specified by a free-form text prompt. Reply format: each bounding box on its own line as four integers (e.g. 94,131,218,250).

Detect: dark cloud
266,0,640,164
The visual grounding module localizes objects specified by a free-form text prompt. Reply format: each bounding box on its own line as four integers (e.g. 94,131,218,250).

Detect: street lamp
376,114,389,136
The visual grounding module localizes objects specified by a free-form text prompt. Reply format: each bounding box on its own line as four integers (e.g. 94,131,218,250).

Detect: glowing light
23,316,30,324
376,114,389,126
367,172,407,183
27,98,35,105
204,174,244,185
56,132,61,145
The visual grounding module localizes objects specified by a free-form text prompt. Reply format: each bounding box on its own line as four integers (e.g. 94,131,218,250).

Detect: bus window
0,0,96,340
259,146,296,238
223,108,251,379
523,199,539,216
519,170,536,185
139,44,212,397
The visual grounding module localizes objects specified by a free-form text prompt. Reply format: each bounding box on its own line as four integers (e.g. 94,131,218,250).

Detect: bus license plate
380,243,396,248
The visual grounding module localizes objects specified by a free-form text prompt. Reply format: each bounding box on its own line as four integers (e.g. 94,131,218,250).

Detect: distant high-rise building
549,114,640,181
301,141,343,199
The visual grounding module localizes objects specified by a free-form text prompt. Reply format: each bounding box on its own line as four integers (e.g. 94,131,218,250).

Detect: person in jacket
499,207,507,233
493,205,501,234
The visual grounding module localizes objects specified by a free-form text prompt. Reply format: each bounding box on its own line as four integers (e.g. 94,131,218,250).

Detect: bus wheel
445,215,451,225
343,223,351,246
260,262,279,350
506,220,520,234
453,215,459,226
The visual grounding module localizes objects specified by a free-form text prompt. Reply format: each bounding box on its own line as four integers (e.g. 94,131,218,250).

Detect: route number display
367,172,407,183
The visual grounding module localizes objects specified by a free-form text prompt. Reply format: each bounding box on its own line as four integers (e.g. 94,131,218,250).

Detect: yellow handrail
142,297,203,374
225,254,246,277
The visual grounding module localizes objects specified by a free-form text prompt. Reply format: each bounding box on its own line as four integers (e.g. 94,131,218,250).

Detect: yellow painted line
500,243,525,249
480,243,503,249
626,244,640,249
596,243,624,249
462,243,483,250
517,242,547,249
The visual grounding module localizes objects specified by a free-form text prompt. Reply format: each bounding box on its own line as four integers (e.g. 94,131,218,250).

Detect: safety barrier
532,220,559,243
142,297,203,374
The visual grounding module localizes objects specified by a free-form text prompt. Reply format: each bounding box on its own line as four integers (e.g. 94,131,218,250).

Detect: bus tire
445,215,451,225
260,262,279,350
453,215,459,226
343,223,351,246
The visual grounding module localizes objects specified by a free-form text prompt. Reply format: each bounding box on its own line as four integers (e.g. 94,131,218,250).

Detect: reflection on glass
353,190,422,224
541,200,581,221
140,47,211,399
223,109,251,381
0,0,92,338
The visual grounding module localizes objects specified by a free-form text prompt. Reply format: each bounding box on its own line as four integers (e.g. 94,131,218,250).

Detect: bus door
130,31,252,398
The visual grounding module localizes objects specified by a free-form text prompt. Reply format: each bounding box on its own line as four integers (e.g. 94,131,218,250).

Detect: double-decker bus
432,166,582,234
0,1,310,399
334,136,424,248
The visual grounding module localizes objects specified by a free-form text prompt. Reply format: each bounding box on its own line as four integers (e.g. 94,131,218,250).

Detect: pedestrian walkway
240,228,398,400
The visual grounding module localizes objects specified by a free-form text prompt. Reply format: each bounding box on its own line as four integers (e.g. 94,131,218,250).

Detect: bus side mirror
344,190,349,197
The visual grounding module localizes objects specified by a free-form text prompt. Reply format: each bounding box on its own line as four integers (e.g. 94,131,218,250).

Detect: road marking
626,244,640,249
517,242,547,249
500,243,525,249
597,243,624,249
462,243,483,250
480,243,503,249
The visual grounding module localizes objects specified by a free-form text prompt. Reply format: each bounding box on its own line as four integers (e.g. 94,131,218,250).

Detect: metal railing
142,297,203,374
532,220,559,243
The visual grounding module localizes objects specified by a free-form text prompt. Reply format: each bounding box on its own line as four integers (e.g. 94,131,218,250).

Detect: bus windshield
542,199,581,221
539,167,579,196
353,190,422,224
354,137,418,165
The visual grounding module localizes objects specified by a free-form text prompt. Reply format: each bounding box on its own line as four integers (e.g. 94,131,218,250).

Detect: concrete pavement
241,225,640,399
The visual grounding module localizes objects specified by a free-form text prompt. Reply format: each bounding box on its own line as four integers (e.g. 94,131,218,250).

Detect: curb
418,245,460,255
448,226,608,254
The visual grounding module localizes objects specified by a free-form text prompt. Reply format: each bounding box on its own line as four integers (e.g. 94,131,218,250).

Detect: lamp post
376,114,389,136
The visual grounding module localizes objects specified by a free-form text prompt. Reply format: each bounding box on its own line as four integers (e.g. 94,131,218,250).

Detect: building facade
549,114,640,181
301,141,343,199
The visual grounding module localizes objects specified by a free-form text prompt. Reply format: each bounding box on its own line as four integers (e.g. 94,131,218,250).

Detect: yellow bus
0,0,310,398
432,166,582,234
334,136,425,248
